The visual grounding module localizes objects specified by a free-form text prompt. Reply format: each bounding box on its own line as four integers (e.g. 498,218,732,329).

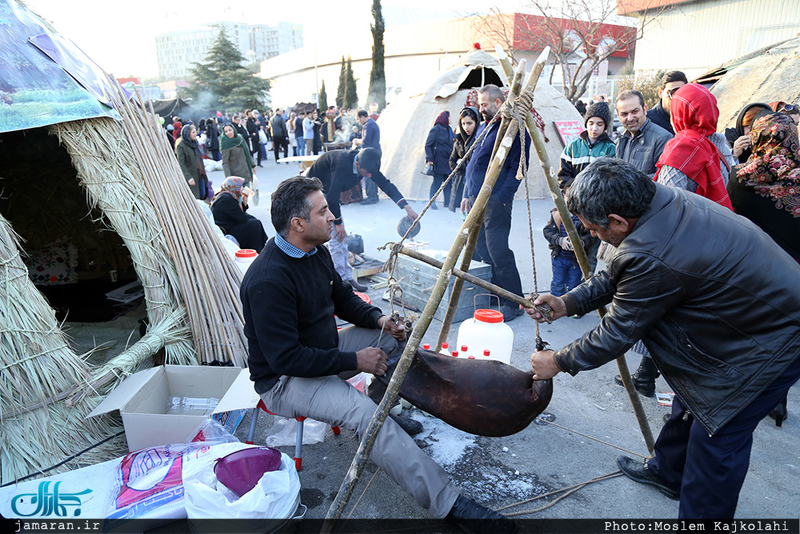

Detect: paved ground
203,156,799,525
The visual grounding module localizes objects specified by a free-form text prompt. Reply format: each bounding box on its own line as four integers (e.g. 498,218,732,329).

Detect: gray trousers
259,326,460,518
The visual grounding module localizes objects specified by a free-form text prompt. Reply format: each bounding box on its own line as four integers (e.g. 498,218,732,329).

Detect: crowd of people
167,75,799,528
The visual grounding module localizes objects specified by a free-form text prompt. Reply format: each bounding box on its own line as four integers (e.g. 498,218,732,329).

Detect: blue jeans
550,255,582,297
297,137,305,156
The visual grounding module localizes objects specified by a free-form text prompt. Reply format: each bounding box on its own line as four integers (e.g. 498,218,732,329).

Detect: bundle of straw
102,82,248,366
52,118,196,366
0,214,119,484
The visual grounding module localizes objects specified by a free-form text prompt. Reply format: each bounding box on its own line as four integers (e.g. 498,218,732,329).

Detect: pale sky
21,0,526,79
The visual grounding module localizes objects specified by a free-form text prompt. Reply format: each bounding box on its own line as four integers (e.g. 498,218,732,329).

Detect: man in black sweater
240,176,516,531
306,147,418,291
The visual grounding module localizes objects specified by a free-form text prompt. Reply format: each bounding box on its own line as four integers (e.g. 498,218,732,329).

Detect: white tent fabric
378,49,583,201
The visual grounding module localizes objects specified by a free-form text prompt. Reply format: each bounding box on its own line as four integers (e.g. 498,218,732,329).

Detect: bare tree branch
473,0,664,103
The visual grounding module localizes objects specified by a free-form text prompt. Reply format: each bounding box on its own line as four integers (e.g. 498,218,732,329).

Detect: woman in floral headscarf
729,112,800,262
211,177,268,253
729,112,800,427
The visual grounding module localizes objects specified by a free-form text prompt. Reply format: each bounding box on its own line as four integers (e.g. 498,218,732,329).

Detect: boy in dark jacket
543,198,597,297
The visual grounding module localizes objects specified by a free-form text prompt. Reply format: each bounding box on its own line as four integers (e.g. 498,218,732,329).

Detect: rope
346,469,381,520
533,416,648,459
499,471,624,516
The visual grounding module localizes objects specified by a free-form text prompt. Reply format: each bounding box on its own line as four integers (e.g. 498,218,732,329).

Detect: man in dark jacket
615,90,672,177
270,108,289,162
461,84,531,322
353,109,382,203
306,148,418,290
241,176,517,532
245,109,262,167
527,158,800,519
646,71,687,135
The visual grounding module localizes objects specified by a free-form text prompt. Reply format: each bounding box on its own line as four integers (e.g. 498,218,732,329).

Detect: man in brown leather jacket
526,158,800,519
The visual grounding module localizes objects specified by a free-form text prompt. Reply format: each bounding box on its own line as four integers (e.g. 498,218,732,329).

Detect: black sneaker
348,279,368,292
616,456,680,500
446,494,518,534
389,414,423,436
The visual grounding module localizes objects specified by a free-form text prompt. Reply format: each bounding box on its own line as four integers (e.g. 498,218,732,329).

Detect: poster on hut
553,121,584,147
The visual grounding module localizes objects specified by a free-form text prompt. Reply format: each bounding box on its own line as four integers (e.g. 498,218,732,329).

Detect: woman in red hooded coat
654,83,736,211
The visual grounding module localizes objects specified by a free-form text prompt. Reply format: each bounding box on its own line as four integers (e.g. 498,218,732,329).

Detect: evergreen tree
184,29,269,112
318,80,328,111
367,0,386,111
335,56,347,109
344,55,358,110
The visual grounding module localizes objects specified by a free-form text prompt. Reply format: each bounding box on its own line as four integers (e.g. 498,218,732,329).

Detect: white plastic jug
234,249,258,276
456,309,513,364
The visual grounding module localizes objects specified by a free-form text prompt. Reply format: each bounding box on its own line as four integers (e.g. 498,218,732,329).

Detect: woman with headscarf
210,177,268,253
220,122,255,188
448,107,480,212
175,124,208,200
654,83,734,210
729,112,800,427
424,110,456,209
729,112,800,261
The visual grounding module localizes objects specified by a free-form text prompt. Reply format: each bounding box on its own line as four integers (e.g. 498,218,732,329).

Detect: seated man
240,176,516,532
527,158,800,519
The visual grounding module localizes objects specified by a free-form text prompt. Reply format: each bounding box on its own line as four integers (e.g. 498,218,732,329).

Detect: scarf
655,83,733,211
219,126,247,152
734,113,800,218
456,107,479,151
434,111,450,128
211,176,246,208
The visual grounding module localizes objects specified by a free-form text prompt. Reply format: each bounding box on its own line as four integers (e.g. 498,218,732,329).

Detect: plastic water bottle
422,343,430,350
456,309,513,364
439,342,450,356
168,396,220,415
451,350,459,358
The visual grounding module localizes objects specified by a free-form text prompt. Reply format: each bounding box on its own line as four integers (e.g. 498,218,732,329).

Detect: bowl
213,447,282,498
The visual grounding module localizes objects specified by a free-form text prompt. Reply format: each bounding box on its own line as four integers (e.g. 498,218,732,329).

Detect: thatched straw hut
0,0,246,484
378,49,583,201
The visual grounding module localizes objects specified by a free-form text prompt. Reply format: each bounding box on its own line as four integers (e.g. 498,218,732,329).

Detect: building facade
618,0,800,78
156,21,303,80
259,13,634,110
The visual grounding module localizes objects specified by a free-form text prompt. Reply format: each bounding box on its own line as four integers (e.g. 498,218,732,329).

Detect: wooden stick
496,51,655,454
400,247,552,322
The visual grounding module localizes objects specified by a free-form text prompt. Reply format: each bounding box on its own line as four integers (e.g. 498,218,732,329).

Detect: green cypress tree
185,28,269,112
335,56,347,109
367,0,386,111
318,80,328,111
345,55,358,110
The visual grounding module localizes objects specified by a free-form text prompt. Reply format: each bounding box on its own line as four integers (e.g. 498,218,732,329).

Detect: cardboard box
88,365,260,451
395,252,493,323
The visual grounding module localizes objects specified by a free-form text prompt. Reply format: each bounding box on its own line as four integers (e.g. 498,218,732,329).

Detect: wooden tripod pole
495,48,655,454
323,60,533,528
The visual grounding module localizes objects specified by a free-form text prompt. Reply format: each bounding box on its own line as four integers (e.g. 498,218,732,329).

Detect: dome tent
378,49,583,201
